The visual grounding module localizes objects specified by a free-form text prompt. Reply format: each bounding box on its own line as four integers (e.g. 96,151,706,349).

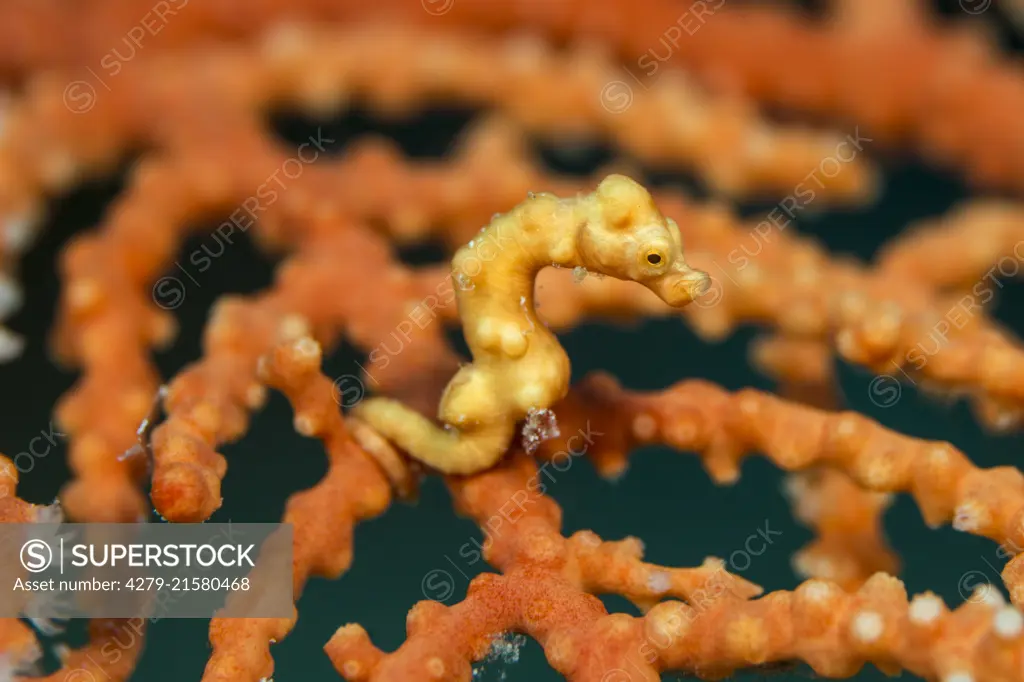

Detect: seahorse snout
649,267,711,306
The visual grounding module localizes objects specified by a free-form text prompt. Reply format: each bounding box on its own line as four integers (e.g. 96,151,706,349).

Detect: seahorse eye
640,246,668,271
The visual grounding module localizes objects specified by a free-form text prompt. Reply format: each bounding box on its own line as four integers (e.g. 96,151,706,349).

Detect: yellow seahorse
350,174,710,474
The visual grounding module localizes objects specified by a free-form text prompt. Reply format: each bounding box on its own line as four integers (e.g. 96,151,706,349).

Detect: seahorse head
577,174,710,306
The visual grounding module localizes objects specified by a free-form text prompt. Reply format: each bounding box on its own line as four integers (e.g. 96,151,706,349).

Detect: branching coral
0,21,876,332
0,455,143,681
2,0,1021,191
326,456,1024,682
3,2,1024,682
203,336,390,682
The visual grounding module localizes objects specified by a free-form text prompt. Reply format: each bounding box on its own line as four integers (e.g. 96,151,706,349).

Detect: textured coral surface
2,2,1024,682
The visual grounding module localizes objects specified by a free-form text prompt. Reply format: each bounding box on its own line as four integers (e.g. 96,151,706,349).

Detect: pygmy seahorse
350,174,710,474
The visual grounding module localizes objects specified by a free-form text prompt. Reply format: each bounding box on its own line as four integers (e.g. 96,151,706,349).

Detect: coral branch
782,468,898,590
204,336,392,682
0,22,876,221
0,455,44,678
5,4,1024,682
327,453,760,681
150,224,454,522
0,455,41,524
1,456,143,682
876,201,1024,293
2,0,1017,191
327,453,1024,682
0,20,876,369
19,619,144,682
48,110,1024,521
549,373,1024,603
636,574,1024,681
332,572,1024,680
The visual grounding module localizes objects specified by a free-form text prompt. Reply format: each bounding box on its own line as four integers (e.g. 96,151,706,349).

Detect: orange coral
327,456,1024,682
0,455,143,681
3,3,1024,682
1,0,1021,191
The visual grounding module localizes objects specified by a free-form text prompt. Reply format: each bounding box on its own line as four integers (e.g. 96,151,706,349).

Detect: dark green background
4,8,1024,680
